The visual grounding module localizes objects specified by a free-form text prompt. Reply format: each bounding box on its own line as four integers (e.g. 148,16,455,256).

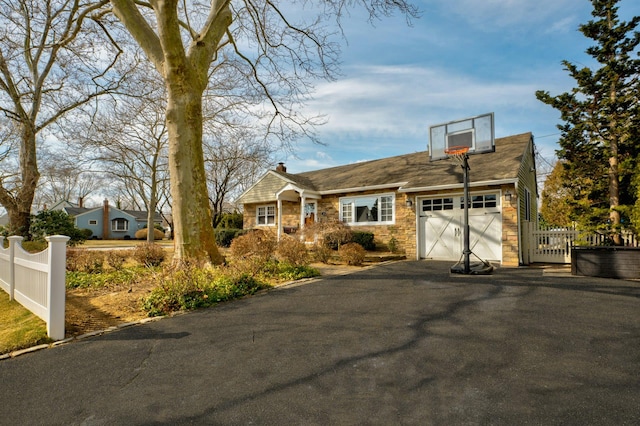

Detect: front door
304,202,316,226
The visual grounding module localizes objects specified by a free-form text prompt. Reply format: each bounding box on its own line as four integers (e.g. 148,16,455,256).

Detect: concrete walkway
0,261,638,425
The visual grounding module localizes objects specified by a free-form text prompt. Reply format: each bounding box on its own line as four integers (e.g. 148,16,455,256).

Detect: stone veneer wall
243,184,522,266
500,185,520,267
242,202,300,231
316,192,415,255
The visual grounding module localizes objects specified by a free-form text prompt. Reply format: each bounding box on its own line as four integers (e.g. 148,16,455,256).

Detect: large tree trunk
609,140,622,245
166,83,223,264
608,71,622,246
0,124,40,237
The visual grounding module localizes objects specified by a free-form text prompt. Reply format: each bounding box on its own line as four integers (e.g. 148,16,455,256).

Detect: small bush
141,266,266,316
215,228,244,247
217,212,243,229
275,263,320,281
134,228,165,240
387,236,399,253
133,243,166,267
304,220,352,250
309,244,333,264
275,235,309,266
106,250,129,270
66,266,149,289
339,242,366,266
66,249,105,273
80,229,93,239
229,229,277,262
20,240,48,253
351,231,375,251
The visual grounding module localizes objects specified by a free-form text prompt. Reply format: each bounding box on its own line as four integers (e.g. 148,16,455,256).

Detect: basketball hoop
444,145,470,165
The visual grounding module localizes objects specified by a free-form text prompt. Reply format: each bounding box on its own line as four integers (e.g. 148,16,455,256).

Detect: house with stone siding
238,132,537,266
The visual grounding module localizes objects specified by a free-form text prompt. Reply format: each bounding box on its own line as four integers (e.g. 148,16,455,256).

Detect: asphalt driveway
1,261,639,425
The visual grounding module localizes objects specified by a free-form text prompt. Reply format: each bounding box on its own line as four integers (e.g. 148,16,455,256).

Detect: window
340,194,394,225
111,218,129,232
257,205,275,225
524,188,531,221
422,198,454,212
88,220,98,225
460,194,497,209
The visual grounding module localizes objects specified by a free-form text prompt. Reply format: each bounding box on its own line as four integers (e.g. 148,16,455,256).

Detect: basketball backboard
429,112,495,161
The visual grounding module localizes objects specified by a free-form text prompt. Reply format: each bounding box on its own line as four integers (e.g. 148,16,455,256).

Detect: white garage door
418,193,502,263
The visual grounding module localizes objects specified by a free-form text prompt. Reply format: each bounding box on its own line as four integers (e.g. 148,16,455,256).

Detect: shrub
217,212,243,229
132,243,166,267
29,210,86,246
66,266,149,289
387,236,399,253
275,263,320,281
66,249,105,273
227,230,277,276
134,228,165,240
20,240,48,253
229,229,277,262
106,250,129,270
309,244,333,264
339,242,366,266
304,220,352,250
351,231,375,251
215,228,244,247
322,226,352,250
275,235,309,266
141,266,266,316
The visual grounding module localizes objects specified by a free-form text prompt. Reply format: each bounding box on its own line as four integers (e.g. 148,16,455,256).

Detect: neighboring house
57,199,162,240
238,132,538,266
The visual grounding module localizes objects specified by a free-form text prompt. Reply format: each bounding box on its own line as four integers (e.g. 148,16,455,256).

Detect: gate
523,221,639,264
523,222,577,264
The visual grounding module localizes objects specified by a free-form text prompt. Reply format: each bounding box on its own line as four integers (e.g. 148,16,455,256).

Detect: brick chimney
275,162,287,172
103,199,110,239
78,196,83,208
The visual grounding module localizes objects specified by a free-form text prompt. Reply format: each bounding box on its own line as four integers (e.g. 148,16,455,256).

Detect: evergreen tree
536,0,640,243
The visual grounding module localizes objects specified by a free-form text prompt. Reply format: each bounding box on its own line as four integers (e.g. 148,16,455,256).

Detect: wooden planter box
571,246,640,279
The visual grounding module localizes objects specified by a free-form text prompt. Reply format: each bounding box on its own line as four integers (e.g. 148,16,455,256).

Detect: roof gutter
320,182,408,195
398,178,519,193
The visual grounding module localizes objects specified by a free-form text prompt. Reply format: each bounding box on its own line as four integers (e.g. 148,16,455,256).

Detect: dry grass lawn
0,292,51,354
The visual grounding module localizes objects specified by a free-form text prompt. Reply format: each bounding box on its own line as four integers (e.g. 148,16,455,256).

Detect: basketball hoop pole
461,154,471,274
461,153,471,274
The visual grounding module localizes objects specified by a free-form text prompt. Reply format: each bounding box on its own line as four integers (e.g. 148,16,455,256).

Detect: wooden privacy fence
0,235,70,340
523,221,639,264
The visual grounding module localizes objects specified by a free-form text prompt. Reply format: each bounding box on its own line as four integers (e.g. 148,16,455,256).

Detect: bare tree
76,72,170,242
36,149,103,210
107,0,419,264
0,0,125,236
203,129,271,228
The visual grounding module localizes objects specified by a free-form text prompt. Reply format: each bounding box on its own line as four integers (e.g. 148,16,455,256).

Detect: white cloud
304,64,551,138
434,0,584,30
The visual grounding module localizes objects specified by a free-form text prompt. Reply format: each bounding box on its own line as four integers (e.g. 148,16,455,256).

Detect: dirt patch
65,280,156,337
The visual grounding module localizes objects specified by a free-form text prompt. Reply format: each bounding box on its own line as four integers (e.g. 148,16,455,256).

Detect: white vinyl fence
0,235,69,340
523,221,639,264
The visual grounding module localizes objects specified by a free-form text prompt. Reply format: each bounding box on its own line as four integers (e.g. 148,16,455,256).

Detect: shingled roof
271,132,532,193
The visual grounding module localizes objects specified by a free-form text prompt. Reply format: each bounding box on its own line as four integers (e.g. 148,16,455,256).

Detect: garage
418,192,502,263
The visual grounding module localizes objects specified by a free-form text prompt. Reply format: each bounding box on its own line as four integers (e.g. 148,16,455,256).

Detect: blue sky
280,0,640,175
